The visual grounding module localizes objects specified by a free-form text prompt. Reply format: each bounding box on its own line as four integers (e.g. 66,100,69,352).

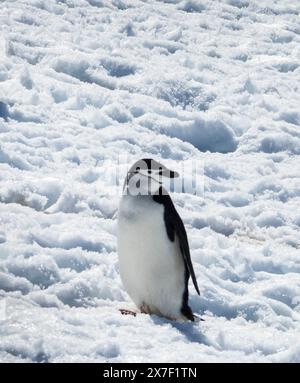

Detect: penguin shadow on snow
149,314,211,346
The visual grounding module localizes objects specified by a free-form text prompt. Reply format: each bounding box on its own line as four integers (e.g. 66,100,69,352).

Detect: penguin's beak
161,168,179,178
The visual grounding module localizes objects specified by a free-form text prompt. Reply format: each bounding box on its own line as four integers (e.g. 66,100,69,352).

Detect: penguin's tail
194,314,205,322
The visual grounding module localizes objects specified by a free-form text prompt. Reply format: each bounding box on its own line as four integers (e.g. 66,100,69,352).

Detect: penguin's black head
128,158,179,180
125,158,179,195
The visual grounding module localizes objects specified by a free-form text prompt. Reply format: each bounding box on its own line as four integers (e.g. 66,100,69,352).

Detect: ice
1,0,300,363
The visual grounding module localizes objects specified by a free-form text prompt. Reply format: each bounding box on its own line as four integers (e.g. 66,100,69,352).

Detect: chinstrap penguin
117,159,200,321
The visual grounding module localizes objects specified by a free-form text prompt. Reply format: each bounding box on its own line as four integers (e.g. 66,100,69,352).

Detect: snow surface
1,0,300,362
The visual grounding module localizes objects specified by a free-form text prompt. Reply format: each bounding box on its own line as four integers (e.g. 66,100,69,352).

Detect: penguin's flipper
153,189,200,296
172,210,200,296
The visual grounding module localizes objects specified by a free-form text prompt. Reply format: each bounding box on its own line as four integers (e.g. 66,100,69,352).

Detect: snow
0,0,300,362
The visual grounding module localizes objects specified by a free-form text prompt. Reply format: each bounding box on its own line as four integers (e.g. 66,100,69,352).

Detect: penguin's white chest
117,195,185,320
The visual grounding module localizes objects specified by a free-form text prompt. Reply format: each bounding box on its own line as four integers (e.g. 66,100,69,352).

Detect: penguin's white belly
117,195,185,320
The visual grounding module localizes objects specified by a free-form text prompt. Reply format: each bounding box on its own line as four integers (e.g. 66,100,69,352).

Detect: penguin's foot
119,308,137,317
140,303,151,314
